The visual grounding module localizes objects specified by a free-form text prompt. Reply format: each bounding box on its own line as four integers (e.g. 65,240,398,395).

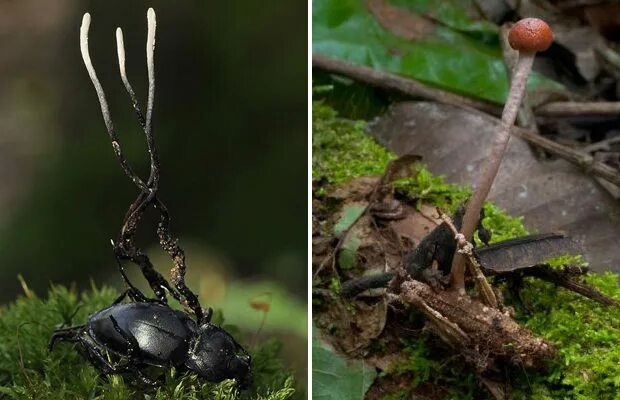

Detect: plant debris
313,100,620,399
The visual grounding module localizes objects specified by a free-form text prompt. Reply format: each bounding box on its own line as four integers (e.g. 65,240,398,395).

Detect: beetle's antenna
80,13,147,192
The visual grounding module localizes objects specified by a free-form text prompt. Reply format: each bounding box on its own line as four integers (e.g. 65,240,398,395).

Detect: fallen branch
313,54,502,116
401,280,555,373
535,101,620,117
523,265,619,307
510,126,620,187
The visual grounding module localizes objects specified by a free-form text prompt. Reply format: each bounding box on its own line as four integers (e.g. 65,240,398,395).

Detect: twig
535,101,620,117
313,204,365,280
582,135,620,153
313,54,502,116
400,285,470,348
438,209,498,308
510,126,620,187
524,265,618,307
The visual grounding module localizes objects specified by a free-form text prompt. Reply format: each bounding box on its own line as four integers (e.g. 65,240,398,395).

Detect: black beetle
50,297,252,387
50,9,252,388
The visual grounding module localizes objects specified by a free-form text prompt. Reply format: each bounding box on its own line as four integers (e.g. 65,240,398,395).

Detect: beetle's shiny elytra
50,302,252,387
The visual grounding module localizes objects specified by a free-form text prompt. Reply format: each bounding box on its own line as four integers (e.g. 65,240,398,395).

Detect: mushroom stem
449,53,535,290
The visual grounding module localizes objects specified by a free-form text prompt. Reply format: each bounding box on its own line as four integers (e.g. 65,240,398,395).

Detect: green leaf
390,0,499,35
333,205,366,236
312,334,376,400
338,234,361,269
313,0,564,104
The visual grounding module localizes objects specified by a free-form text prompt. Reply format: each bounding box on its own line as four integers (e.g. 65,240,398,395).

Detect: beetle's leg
82,343,128,377
476,207,492,246
48,326,82,351
105,316,159,385
112,288,145,305
131,368,158,386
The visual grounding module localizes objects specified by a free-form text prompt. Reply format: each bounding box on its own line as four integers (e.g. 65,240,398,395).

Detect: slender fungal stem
80,13,147,191
450,54,535,290
116,28,146,128
116,20,160,191
145,9,159,191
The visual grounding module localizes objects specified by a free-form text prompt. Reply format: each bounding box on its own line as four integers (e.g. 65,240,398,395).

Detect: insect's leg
80,334,129,376
106,316,158,386
48,325,83,351
131,367,157,386
156,199,203,323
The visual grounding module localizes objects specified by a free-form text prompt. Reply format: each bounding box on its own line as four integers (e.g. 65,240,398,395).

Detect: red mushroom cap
508,18,553,53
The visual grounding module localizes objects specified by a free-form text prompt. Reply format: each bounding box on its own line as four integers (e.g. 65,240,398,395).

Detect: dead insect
49,9,251,387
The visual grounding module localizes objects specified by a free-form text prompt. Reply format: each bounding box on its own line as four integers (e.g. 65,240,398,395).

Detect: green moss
391,337,480,399
313,100,531,245
329,278,341,295
312,100,395,185
0,285,296,400
511,273,620,399
480,203,529,244
393,168,470,211
544,254,589,270
391,339,440,388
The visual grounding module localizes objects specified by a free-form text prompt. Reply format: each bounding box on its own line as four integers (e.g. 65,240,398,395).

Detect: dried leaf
369,102,620,271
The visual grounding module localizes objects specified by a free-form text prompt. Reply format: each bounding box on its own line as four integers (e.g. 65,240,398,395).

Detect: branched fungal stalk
80,9,206,323
450,18,553,290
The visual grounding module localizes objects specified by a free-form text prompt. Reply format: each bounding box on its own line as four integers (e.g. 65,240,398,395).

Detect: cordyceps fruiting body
49,9,252,388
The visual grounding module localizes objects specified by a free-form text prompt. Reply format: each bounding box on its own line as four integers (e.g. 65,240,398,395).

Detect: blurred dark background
0,0,307,384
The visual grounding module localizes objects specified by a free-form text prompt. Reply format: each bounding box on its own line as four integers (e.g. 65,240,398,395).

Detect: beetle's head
186,323,252,388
